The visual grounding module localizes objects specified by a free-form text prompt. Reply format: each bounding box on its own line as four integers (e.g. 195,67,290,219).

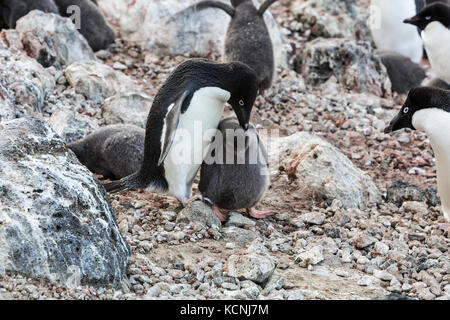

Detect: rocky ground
0,0,449,300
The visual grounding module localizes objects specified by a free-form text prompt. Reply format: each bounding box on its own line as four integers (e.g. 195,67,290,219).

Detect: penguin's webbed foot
181,195,202,207
212,206,228,222
248,207,273,219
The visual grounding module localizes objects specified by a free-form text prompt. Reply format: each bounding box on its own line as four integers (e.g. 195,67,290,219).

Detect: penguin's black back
53,0,115,52
224,1,274,91
68,125,145,180
0,0,59,29
198,117,270,210
378,51,426,94
416,0,450,13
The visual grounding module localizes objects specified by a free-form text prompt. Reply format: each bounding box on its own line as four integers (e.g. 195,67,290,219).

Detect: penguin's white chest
413,108,450,221
164,87,231,203
422,22,450,84
369,0,423,63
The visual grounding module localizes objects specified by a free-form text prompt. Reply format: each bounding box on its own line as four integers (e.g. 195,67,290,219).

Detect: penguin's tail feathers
103,172,143,193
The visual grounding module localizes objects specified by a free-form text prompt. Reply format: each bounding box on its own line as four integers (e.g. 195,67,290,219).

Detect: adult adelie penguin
177,0,278,92
385,87,450,225
104,59,259,207
0,0,59,29
404,3,450,85
53,0,115,52
370,0,423,63
198,117,271,221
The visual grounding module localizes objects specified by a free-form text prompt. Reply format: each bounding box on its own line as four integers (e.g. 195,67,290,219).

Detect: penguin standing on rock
0,0,59,29
104,59,259,207
176,0,278,93
404,3,450,85
198,117,271,221
68,125,145,180
385,87,450,225
53,0,115,52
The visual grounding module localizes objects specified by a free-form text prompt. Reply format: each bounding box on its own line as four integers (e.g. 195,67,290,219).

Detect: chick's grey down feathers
198,117,270,210
176,0,277,92
378,50,426,94
0,0,59,28
68,125,145,180
53,0,115,52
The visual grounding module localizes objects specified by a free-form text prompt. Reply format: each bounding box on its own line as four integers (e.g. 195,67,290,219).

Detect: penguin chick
385,86,450,223
0,0,59,29
377,50,426,94
175,0,277,93
427,78,450,90
404,3,450,84
68,124,145,180
370,0,423,63
198,117,271,221
103,59,259,207
53,0,115,52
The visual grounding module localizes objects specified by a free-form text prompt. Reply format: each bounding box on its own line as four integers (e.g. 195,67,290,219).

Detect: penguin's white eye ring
425,16,431,20
239,100,245,106
403,107,409,114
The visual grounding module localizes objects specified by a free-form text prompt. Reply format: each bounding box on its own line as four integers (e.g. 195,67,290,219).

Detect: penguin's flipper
158,90,191,166
258,0,278,15
173,1,235,19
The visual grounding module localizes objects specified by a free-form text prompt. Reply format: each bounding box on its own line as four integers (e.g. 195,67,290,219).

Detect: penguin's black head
404,3,450,31
384,87,450,133
226,62,259,130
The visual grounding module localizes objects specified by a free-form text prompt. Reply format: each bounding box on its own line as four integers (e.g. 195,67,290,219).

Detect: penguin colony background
1,0,449,223
0,0,450,300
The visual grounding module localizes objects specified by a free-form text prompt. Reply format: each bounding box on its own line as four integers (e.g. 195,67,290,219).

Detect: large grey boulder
277,132,381,209
64,61,138,104
15,10,96,69
0,84,15,122
102,93,153,128
294,38,391,96
0,117,130,287
0,43,55,114
292,0,371,41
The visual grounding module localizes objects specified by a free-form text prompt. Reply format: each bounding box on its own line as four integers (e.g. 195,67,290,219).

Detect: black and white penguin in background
175,0,278,93
104,59,259,207
198,117,271,221
369,0,423,63
404,3,450,87
377,50,426,94
53,0,115,52
415,0,450,13
68,124,145,180
385,87,450,225
0,0,59,29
